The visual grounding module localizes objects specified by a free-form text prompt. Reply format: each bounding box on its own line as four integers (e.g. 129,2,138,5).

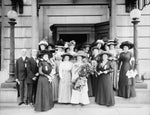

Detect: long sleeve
27,59,35,79
15,59,18,79
59,63,63,79
118,54,122,70
108,62,114,73
130,52,135,69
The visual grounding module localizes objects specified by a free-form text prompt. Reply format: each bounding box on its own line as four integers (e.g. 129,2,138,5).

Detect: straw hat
96,39,104,45
61,53,73,59
76,51,87,58
97,51,112,57
107,40,118,46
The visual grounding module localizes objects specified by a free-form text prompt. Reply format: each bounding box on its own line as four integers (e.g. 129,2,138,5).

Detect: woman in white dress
71,51,90,105
107,40,119,91
58,53,73,103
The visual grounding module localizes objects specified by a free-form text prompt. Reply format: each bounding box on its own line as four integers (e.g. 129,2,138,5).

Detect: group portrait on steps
15,38,138,112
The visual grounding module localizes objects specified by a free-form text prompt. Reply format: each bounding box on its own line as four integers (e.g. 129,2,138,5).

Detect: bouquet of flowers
79,64,93,78
73,64,93,91
126,69,137,78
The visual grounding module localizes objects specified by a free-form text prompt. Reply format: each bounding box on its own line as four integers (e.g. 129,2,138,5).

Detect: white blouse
59,61,73,79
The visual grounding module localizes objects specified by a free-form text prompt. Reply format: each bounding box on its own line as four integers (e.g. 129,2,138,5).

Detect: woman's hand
98,71,102,75
15,79,20,84
48,77,52,83
103,70,108,74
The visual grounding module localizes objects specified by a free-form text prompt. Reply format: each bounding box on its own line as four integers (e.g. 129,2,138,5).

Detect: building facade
0,0,150,83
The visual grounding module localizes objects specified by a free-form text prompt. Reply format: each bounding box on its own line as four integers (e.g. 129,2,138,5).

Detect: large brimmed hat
76,51,87,58
91,46,99,51
96,39,104,45
107,39,118,46
101,42,109,51
55,42,64,48
61,53,73,59
38,40,48,46
97,51,112,57
69,40,76,46
120,41,134,49
48,49,55,53
40,50,53,58
55,39,65,48
82,42,90,48
48,43,55,49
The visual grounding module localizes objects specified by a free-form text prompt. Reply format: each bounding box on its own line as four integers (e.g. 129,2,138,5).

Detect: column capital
8,20,17,25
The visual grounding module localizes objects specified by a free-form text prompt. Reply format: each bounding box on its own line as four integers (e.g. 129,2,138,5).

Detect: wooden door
95,21,109,42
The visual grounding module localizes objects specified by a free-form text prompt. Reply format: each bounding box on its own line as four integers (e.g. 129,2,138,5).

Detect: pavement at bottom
0,103,150,115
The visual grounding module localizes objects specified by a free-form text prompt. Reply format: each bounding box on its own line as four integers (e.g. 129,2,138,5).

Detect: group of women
34,38,136,112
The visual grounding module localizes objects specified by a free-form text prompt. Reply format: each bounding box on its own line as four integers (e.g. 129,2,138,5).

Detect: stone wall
0,0,150,83
0,0,37,83
39,5,109,43
116,0,150,76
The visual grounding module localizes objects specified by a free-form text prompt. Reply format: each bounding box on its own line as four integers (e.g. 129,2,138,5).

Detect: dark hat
82,42,91,48
107,39,118,46
97,51,112,57
55,39,65,48
61,53,73,59
101,42,109,51
48,49,55,53
69,40,76,46
48,43,55,49
120,41,134,49
40,50,53,58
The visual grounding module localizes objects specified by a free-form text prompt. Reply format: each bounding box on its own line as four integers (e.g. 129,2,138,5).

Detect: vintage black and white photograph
0,0,150,115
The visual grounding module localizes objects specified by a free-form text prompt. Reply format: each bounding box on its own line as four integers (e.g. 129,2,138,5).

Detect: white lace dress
71,62,90,105
58,61,73,103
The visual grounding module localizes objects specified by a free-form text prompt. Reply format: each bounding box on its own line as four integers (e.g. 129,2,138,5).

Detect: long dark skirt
87,75,93,97
91,74,98,96
34,75,54,111
118,78,136,98
111,60,118,90
95,74,115,106
118,59,136,98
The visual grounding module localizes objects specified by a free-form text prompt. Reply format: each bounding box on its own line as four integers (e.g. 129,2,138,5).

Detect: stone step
0,88,18,103
0,88,150,104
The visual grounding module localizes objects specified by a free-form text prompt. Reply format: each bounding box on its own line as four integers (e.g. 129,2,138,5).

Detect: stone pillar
132,19,140,80
6,20,16,83
109,0,116,40
31,0,39,49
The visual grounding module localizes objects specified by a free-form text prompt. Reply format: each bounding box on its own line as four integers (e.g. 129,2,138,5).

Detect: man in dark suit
26,49,39,105
15,49,29,105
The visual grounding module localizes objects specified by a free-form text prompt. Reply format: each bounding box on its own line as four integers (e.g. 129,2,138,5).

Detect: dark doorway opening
59,34,87,50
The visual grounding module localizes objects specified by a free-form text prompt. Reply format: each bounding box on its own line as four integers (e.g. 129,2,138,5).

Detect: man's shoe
18,102,24,106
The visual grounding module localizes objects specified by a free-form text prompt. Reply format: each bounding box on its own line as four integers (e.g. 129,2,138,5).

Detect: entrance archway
50,22,109,46
60,34,87,49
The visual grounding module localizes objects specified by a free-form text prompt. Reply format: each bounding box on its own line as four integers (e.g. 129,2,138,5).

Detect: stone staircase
0,80,150,104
